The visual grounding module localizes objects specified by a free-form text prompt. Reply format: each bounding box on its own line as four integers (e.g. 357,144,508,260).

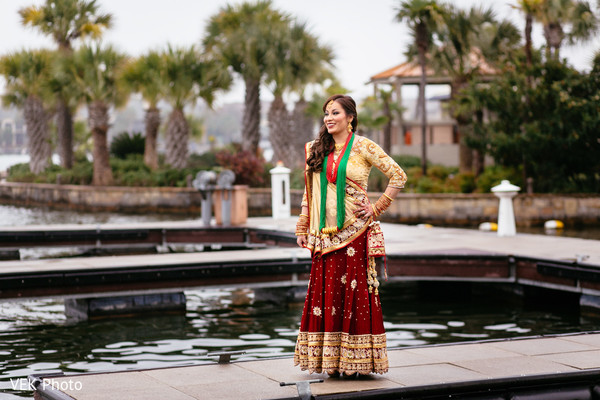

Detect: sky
1,0,599,105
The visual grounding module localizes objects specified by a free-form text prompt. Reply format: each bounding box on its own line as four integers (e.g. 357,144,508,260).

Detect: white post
491,180,521,237
270,162,291,219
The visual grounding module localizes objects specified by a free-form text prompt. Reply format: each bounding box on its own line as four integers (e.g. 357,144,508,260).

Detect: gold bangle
299,213,309,218
295,232,308,236
383,193,394,202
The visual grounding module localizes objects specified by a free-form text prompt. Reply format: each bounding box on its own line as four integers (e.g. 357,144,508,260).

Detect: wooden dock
31,332,600,399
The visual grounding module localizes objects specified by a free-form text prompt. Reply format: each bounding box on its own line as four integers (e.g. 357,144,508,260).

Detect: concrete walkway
34,332,600,399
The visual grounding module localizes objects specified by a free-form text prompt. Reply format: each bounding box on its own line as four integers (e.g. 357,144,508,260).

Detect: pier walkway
31,332,600,399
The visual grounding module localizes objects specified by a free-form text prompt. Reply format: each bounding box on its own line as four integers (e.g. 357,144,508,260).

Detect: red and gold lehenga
294,136,406,375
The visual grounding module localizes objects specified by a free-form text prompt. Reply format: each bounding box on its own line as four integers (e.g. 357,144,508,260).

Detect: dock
31,332,600,399
3,217,599,398
1,218,599,311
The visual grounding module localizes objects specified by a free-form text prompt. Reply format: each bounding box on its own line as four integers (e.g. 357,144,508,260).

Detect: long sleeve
351,137,407,189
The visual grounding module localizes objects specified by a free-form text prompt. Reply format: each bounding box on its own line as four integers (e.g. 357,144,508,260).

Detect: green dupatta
319,133,355,233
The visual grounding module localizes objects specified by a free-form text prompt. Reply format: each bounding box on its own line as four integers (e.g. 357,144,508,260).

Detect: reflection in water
1,283,599,398
0,204,193,227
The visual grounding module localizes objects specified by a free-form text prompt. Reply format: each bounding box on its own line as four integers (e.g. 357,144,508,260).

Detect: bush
188,152,217,170
215,144,268,187
394,154,422,169
110,131,145,159
6,163,36,183
476,165,522,193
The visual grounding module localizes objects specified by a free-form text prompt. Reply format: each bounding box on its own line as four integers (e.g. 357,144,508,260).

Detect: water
0,154,30,173
1,283,599,399
0,204,192,227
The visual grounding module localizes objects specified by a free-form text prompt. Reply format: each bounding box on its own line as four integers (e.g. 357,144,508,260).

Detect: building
0,118,27,154
368,53,498,167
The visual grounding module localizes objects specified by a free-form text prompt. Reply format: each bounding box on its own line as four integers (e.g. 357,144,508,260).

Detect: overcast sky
1,0,599,104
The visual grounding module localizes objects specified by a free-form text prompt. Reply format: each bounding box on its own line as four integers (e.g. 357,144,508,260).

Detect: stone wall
379,192,600,227
284,189,600,227
0,182,598,227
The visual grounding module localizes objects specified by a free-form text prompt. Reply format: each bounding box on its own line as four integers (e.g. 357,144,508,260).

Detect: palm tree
65,43,128,186
396,0,444,175
161,45,232,169
120,51,163,170
431,4,520,173
265,21,333,168
512,0,544,69
536,0,599,60
19,0,113,170
203,1,290,155
0,50,54,174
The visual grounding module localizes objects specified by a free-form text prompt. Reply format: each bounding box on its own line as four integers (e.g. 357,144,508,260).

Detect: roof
369,49,500,85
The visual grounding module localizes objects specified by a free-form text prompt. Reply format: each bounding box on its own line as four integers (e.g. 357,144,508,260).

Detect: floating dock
3,217,600,398
30,332,600,399
1,218,599,311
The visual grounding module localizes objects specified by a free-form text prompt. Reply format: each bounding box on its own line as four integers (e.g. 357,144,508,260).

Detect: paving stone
387,348,440,367
385,363,488,386
559,333,600,348
452,355,578,377
537,350,600,369
486,337,597,355
142,363,254,386
43,372,196,400
401,343,519,362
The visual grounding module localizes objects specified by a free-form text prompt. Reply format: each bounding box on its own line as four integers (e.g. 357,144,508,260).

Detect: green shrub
428,165,454,181
415,176,442,193
110,131,145,159
188,152,217,169
394,154,421,169
6,163,36,183
476,165,522,193
457,172,476,193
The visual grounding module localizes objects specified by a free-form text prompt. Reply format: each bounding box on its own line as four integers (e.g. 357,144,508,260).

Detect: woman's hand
353,198,374,219
297,235,308,247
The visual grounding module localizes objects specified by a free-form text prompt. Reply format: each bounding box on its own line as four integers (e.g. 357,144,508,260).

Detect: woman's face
324,100,352,136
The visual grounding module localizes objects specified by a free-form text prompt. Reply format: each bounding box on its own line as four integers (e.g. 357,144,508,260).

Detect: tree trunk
144,106,161,170
55,98,74,169
417,23,429,176
242,76,261,154
382,94,392,155
544,23,564,60
451,80,473,174
268,95,293,166
291,98,315,168
473,110,485,177
524,13,533,68
24,96,51,174
165,108,189,169
88,101,113,186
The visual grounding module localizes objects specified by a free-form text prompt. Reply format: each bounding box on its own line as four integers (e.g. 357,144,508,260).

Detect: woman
294,94,407,376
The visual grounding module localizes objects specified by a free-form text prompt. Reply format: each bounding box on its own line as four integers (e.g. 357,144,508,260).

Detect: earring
347,122,352,133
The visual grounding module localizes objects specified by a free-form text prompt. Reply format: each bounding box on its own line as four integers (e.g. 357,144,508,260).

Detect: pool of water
1,283,599,398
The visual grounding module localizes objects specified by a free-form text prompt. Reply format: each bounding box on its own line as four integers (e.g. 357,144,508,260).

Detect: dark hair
306,94,358,172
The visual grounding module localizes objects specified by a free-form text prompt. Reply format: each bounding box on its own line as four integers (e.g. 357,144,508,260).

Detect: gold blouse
301,135,407,256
